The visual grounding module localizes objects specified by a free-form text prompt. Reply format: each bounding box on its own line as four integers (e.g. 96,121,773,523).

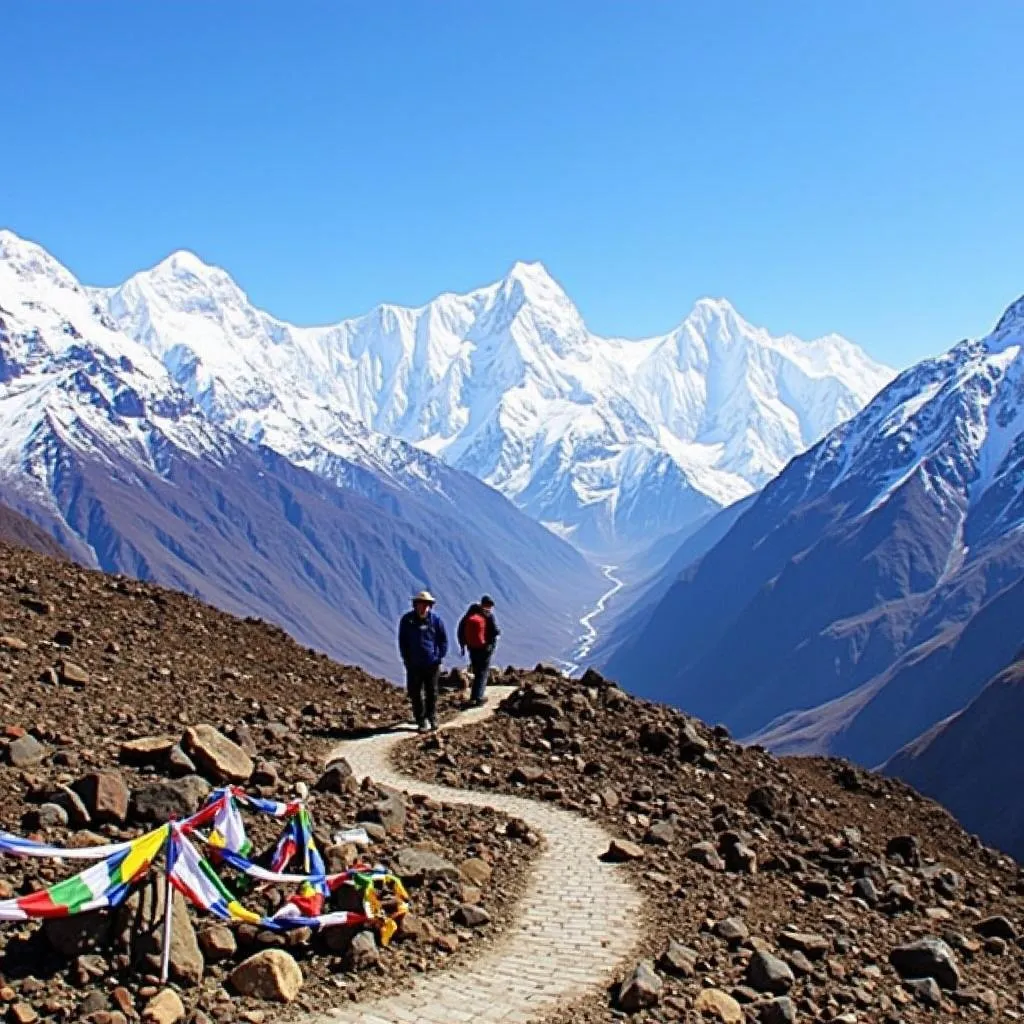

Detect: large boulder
182,724,253,784
229,949,303,1002
890,937,961,991
141,989,185,1024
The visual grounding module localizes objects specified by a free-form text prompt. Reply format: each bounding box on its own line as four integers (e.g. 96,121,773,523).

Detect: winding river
562,564,623,675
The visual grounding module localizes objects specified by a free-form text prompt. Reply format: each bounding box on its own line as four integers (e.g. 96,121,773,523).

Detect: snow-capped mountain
0,231,600,675
98,253,893,554
605,290,1024,767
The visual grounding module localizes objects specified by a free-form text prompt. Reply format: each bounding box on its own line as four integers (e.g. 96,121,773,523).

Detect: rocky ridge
406,671,1024,1023
0,542,537,1023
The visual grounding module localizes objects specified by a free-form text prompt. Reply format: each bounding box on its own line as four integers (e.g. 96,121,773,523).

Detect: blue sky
3,1,1023,367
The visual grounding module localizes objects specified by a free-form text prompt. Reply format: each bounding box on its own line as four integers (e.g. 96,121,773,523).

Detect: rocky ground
0,543,538,1023
406,669,1024,1024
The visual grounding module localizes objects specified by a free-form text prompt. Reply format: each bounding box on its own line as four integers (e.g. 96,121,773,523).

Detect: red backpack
464,613,488,649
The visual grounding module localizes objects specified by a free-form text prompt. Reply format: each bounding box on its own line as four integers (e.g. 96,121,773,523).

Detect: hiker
398,590,448,733
458,594,501,707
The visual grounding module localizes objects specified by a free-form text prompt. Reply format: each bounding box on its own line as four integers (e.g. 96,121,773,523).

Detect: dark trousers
469,647,492,702
406,663,439,724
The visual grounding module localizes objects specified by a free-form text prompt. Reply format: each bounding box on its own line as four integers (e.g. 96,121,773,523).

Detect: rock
141,989,184,1024
166,745,196,777
687,841,725,871
975,915,1017,941
453,904,491,928
644,820,675,845
198,926,237,961
119,736,176,767
392,847,460,886
905,977,943,1007
886,835,921,866
78,992,109,1016
0,636,28,651
694,988,744,1023
852,877,878,904
8,734,46,767
229,950,303,1002
747,951,795,994
182,724,254,784
314,760,354,794
638,723,673,755
723,841,758,874
130,775,210,824
116,879,204,987
604,838,645,862
678,721,710,760
344,930,379,971
713,917,749,945
889,937,960,991
74,771,130,825
759,996,797,1023
395,913,434,944
657,940,697,977
24,802,68,829
8,1005,38,1024
510,765,546,785
51,784,92,827
459,858,492,886
58,659,89,686
746,785,778,818
356,792,406,833
617,960,662,1013
778,930,830,960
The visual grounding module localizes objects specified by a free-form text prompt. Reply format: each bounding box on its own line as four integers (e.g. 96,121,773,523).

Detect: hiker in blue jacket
398,590,448,733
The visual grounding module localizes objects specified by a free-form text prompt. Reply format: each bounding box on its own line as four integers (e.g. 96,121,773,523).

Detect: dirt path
310,686,643,1024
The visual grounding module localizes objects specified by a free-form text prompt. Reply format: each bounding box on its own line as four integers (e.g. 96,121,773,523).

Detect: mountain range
0,231,601,676
604,291,1024,779
94,248,892,555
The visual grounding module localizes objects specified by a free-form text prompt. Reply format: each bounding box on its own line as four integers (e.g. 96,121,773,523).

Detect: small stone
24,803,68,830
0,636,28,651
617,960,663,1013
747,951,795,994
453,904,491,928
166,745,196,777
130,775,210,824
58,660,89,686
713,917,749,945
228,949,303,1002
693,988,744,1023
605,838,645,862
8,1005,38,1024
314,761,354,794
975,915,1017,941
345,930,379,971
644,820,675,845
687,841,726,871
435,932,459,953
459,858,492,887
679,721,710,761
119,736,176,766
393,847,459,886
8,734,45,767
657,940,696,977
141,990,185,1024
183,724,254,784
778,930,830,960
74,771,130,825
905,977,942,1007
759,997,797,1024
356,792,406,833
199,926,237,961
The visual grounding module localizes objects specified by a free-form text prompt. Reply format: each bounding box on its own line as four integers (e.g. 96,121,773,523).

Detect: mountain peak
152,249,220,279
500,260,568,303
993,293,1024,338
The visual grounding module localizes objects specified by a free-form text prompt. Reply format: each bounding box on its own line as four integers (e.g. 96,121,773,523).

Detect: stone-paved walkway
311,686,644,1024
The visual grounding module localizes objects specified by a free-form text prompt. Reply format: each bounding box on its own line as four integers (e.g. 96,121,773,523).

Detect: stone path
312,686,644,1024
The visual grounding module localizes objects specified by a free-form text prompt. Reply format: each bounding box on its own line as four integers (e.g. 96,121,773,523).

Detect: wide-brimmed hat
412,590,436,604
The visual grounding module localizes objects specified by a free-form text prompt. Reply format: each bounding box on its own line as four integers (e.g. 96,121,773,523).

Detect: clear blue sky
3,1,1024,367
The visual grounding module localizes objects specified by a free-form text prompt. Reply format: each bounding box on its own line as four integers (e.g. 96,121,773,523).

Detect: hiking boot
416,720,429,734
428,718,439,732
471,697,487,708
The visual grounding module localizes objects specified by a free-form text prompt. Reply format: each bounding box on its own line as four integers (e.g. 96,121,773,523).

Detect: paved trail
312,686,643,1024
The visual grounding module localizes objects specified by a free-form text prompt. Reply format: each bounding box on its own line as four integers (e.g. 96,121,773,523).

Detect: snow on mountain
0,231,601,674
605,288,1024,767
99,253,893,554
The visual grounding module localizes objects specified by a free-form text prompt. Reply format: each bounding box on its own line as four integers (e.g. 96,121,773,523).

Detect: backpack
464,613,488,649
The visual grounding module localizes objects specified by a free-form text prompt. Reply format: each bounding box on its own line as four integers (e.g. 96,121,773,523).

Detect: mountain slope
99,252,892,554
0,232,598,675
885,652,1024,859
606,292,1024,764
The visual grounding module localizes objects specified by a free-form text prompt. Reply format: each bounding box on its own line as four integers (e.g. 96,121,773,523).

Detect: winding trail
314,687,644,1024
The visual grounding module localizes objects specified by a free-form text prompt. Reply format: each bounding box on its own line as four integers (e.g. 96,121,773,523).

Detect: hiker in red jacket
457,595,501,707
